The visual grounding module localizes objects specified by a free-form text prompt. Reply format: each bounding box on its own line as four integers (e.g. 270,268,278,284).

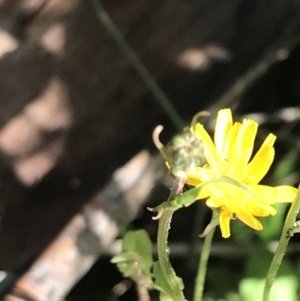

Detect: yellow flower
185,108,297,238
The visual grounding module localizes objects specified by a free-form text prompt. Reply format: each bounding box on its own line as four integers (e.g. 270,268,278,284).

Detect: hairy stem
157,208,185,301
262,184,300,301
157,177,186,301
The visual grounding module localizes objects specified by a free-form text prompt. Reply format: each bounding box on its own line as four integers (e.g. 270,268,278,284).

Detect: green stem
91,0,185,131
157,208,185,301
157,177,186,301
193,211,217,301
262,183,300,301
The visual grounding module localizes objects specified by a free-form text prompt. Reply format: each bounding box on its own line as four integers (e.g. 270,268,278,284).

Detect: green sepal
150,185,201,213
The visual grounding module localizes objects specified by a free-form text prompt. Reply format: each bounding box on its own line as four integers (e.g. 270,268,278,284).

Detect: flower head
182,109,297,238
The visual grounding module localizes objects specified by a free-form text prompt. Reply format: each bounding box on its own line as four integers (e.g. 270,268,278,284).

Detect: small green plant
91,1,300,299
111,230,153,301
112,109,300,301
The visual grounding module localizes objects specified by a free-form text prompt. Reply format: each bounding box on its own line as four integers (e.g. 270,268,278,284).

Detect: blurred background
0,0,300,300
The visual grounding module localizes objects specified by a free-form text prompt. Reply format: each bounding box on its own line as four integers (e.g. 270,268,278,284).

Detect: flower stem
193,211,217,301
157,208,185,301
91,0,184,130
156,177,186,301
262,183,300,301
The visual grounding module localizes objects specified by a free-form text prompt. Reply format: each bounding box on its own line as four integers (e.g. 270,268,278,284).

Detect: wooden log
3,151,163,301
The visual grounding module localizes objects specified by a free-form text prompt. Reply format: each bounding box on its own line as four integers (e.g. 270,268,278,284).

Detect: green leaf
172,185,202,207
152,261,184,298
150,175,257,216
111,230,153,286
122,230,153,270
111,251,140,278
152,261,172,294
173,175,257,208
159,292,176,301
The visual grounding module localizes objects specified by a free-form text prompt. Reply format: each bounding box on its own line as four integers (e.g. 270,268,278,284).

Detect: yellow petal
214,109,233,157
225,122,241,162
206,196,224,208
243,201,277,216
225,118,257,179
196,185,211,200
192,124,220,171
250,185,298,204
246,134,276,184
236,210,263,230
237,119,258,164
227,119,258,168
219,206,231,238
185,165,214,186
228,149,252,181
185,170,203,186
